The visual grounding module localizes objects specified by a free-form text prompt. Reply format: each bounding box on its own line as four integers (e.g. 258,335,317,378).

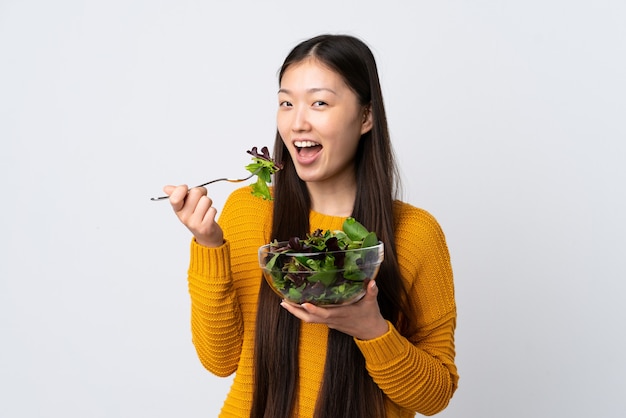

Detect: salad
245,146,282,200
260,218,384,305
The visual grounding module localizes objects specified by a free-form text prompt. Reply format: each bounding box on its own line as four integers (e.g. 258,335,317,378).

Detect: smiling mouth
294,140,322,157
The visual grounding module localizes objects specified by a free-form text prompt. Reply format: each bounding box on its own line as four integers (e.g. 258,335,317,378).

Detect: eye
312,101,327,107
279,100,293,107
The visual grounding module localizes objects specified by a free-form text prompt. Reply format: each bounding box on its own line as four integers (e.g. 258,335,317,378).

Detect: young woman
163,34,458,418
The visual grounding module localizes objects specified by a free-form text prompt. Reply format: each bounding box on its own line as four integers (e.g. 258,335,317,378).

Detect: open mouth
294,140,322,157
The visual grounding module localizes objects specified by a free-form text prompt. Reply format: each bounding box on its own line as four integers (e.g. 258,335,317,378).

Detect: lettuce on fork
246,146,283,200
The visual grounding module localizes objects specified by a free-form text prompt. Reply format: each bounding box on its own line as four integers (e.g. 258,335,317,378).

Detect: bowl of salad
258,218,384,306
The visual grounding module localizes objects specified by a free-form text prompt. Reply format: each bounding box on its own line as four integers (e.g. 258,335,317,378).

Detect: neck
307,180,356,217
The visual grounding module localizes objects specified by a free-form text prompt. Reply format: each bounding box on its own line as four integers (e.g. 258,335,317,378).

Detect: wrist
357,318,389,341
195,237,224,248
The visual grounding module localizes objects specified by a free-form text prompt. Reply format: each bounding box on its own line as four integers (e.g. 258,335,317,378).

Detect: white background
1,1,625,417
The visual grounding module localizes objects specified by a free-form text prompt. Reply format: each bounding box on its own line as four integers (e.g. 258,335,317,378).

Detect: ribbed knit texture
187,187,458,417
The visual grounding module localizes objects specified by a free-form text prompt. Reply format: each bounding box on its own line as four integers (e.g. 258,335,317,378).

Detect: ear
360,104,373,135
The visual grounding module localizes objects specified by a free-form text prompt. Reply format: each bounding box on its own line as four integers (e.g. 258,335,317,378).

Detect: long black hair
250,34,415,418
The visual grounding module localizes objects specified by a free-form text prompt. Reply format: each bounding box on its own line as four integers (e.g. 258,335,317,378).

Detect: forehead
279,57,348,92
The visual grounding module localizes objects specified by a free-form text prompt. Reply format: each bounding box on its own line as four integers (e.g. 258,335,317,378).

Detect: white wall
1,1,624,417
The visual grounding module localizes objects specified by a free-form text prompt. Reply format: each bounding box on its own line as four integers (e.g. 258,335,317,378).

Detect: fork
150,170,259,201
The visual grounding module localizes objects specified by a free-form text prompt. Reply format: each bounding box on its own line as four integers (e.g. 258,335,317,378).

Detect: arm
355,206,458,415
187,239,244,377
355,315,457,415
184,187,274,377
162,185,250,377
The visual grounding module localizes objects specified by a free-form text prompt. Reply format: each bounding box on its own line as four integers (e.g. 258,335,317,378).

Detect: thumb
363,279,379,301
162,185,176,196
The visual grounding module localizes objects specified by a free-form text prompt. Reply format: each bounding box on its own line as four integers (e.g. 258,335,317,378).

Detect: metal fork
150,170,259,201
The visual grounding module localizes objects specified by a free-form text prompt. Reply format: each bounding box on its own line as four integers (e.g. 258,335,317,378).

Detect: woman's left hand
280,280,389,340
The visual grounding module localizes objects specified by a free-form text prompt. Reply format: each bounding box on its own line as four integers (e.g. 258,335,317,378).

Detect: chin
294,170,319,183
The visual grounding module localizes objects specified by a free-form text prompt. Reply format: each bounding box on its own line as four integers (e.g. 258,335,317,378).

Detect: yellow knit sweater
187,187,458,417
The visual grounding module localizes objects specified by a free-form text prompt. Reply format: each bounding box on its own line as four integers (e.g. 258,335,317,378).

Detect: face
277,58,372,186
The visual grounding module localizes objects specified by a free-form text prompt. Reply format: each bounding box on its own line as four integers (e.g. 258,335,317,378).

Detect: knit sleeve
188,238,243,377
354,204,458,415
187,186,273,378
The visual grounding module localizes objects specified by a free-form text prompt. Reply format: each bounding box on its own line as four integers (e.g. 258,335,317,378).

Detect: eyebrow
278,87,338,95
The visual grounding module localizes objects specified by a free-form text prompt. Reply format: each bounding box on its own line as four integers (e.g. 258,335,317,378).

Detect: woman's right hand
162,185,224,248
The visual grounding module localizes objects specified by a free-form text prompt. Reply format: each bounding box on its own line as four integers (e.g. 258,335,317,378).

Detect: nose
292,106,311,132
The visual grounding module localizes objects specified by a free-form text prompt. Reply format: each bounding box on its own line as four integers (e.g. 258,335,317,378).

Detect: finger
202,204,218,225
168,185,190,211
187,186,208,201
301,303,324,316
188,190,213,220
179,187,207,217
193,194,212,218
280,301,307,318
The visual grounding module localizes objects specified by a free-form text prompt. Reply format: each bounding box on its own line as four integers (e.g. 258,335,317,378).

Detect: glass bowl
258,241,384,306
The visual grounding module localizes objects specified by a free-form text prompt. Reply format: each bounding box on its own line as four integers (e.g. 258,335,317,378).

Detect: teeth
294,140,319,148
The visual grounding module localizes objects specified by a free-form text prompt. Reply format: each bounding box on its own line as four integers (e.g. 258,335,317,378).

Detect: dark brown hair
250,34,415,418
